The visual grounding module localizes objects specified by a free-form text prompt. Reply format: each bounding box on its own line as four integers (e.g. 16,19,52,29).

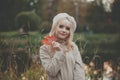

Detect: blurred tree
36,0,58,21
85,2,112,33
111,0,120,23
57,0,74,15
86,2,106,23
0,0,42,31
37,0,60,33
0,0,119,33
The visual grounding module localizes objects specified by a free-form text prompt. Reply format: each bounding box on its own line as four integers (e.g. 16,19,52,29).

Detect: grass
0,31,119,79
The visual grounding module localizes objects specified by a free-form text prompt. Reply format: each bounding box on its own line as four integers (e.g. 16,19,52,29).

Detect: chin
58,37,66,40
60,36,66,39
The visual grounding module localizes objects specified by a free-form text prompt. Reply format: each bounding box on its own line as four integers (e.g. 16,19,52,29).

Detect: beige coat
39,42,85,80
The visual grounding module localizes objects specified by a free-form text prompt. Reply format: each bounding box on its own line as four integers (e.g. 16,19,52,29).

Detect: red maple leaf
41,35,57,45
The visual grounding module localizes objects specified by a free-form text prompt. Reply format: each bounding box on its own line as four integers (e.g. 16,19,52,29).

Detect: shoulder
71,42,78,49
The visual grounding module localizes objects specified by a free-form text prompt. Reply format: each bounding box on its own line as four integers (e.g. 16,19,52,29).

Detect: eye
66,27,70,31
59,25,64,28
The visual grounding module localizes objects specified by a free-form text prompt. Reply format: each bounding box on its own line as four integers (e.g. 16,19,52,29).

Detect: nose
62,27,66,32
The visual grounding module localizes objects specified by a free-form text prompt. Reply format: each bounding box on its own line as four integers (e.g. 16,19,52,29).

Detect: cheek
67,30,70,35
67,30,70,34
55,27,61,32
54,30,60,38
66,32,70,38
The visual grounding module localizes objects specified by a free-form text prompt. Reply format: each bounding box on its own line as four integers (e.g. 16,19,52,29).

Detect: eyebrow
59,24,70,27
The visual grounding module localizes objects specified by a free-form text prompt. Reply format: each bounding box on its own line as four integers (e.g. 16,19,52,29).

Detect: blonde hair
49,17,74,51
50,13,76,34
49,13,76,51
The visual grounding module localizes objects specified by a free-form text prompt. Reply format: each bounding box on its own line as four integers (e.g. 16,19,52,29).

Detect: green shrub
15,11,41,31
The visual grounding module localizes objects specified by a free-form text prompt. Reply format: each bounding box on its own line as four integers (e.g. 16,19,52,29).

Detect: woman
39,13,85,80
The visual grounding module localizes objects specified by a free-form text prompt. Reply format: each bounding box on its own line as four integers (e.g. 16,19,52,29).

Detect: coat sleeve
39,45,65,77
73,43,85,80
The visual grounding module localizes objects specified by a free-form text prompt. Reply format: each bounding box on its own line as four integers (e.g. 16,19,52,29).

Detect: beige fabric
39,42,85,80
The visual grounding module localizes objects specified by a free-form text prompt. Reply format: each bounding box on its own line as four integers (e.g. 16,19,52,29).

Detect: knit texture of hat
52,13,77,32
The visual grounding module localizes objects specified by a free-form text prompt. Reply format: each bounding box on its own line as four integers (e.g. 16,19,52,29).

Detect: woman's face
55,19,71,40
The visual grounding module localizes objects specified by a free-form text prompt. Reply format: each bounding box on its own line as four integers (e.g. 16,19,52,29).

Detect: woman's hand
52,41,62,51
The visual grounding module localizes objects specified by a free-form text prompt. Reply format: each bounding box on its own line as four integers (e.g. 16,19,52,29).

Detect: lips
59,32,66,36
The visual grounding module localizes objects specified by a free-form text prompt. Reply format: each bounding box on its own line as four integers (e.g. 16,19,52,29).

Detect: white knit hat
52,13,77,32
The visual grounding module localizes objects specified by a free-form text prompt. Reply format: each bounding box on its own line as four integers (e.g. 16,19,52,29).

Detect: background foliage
0,0,120,79
0,0,120,33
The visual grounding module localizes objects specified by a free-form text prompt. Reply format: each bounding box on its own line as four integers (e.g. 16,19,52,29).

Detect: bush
15,11,41,31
